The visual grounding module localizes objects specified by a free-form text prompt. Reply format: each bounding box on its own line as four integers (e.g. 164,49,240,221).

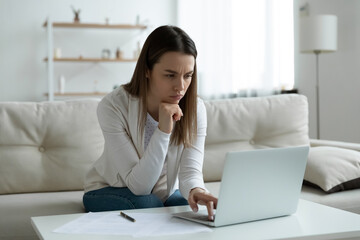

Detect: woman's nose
174,77,185,92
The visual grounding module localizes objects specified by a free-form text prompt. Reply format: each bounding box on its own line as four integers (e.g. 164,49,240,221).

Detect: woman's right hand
158,103,183,134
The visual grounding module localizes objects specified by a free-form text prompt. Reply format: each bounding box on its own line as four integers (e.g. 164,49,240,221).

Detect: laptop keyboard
176,211,215,222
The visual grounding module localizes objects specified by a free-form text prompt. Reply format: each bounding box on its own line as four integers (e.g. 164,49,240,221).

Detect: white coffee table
31,199,360,240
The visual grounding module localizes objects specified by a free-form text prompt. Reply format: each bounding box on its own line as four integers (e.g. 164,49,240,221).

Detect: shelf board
43,21,147,29
44,92,109,97
43,57,137,63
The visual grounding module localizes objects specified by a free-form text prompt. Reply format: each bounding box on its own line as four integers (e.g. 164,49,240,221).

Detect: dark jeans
83,187,188,212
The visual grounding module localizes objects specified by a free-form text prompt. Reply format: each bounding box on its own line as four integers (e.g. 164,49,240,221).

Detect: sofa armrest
310,139,360,151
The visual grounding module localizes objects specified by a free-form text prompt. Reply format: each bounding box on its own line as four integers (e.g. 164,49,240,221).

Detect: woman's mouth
170,95,183,101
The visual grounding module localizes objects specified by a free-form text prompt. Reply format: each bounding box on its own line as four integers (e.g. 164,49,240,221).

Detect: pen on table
120,211,136,222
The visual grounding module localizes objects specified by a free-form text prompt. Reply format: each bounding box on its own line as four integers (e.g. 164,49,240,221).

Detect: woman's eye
165,74,175,78
185,74,193,79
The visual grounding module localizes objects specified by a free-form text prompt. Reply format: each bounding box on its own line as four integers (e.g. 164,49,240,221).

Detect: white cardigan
84,86,207,200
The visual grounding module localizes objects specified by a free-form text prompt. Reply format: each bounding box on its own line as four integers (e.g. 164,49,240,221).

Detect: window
177,0,294,98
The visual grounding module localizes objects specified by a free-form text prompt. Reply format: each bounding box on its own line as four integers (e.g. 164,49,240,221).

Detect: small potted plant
71,6,81,23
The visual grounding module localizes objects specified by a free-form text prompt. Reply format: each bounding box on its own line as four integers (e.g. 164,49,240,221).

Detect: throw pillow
304,146,360,193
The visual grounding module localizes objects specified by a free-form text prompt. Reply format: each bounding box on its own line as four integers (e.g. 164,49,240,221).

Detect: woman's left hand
188,188,218,221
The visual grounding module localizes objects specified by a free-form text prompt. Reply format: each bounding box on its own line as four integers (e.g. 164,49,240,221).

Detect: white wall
0,0,177,101
2,0,359,143
296,0,360,143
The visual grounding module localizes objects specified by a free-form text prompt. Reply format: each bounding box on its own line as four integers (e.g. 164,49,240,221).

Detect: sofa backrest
0,100,104,194
0,94,309,194
203,94,309,182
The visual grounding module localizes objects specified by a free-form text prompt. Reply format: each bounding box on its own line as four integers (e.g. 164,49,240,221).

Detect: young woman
83,25,217,220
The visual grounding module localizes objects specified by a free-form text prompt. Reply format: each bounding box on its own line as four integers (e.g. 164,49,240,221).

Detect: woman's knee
109,187,163,209
132,194,163,209
83,187,163,212
83,190,135,212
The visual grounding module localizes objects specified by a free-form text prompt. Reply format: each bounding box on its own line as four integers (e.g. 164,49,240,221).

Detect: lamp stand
314,50,321,139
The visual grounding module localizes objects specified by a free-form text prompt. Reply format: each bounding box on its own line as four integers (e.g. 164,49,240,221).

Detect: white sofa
1,94,360,240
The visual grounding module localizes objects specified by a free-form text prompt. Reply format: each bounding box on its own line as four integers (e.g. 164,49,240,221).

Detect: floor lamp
300,15,338,139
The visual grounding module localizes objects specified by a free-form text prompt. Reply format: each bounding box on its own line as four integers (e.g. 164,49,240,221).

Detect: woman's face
147,51,195,105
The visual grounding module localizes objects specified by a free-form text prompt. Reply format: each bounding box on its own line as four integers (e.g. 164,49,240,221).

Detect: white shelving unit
44,17,147,101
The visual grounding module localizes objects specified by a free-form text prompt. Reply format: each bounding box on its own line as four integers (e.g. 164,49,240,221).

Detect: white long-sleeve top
144,112,168,201
83,86,207,201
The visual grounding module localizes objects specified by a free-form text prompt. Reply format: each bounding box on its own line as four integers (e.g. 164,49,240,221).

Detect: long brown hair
123,25,198,147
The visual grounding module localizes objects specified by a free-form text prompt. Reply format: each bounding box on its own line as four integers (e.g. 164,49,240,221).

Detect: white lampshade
300,15,338,53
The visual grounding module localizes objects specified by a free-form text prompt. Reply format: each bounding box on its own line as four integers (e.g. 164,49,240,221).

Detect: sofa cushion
304,146,360,193
0,191,84,240
0,100,104,194
203,94,309,182
301,185,360,214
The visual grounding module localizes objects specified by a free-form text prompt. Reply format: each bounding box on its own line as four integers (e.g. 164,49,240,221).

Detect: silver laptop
173,145,309,227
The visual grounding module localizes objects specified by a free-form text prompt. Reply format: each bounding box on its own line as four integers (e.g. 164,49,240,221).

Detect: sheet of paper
53,211,212,237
